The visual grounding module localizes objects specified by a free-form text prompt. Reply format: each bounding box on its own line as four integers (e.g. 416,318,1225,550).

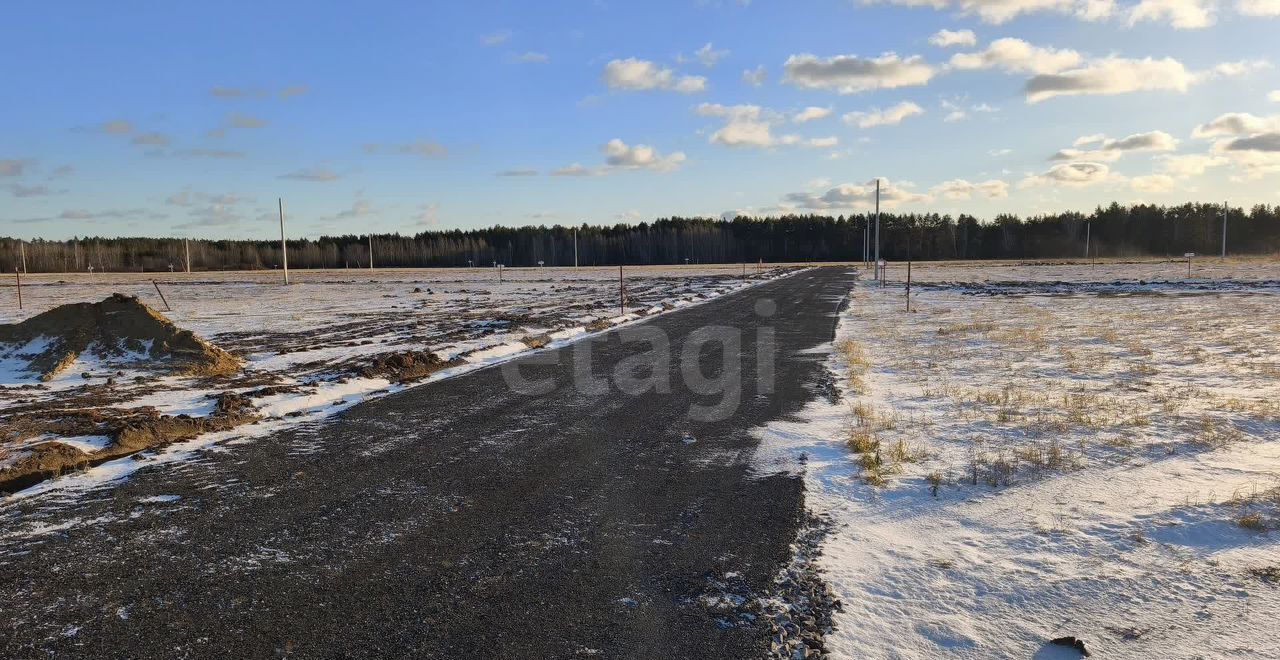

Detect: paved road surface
0,267,856,659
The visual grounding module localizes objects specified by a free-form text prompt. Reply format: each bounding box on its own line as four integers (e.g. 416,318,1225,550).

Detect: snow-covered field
756,259,1280,659
0,265,790,496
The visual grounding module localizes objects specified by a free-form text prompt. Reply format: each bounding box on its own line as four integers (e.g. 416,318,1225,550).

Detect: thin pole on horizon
184,238,191,273
368,234,374,270
19,240,27,275
278,198,290,285
1084,220,1090,260
574,228,579,268
874,178,881,281
1218,198,1228,258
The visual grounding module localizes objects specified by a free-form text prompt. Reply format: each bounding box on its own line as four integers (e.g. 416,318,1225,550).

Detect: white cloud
1131,174,1176,192
782,178,928,210
1204,59,1271,82
0,159,30,176
949,38,1082,74
782,53,935,94
481,30,512,46
1025,57,1195,102
554,139,686,175
1220,132,1280,152
603,58,707,93
793,106,833,123
413,203,439,226
279,167,341,182
99,119,133,134
1049,130,1178,161
697,103,832,148
930,178,1010,199
1127,0,1215,28
1192,112,1280,137
842,101,925,128
551,163,607,177
1237,0,1280,14
742,66,767,87
929,29,977,48
227,112,268,129
695,43,730,67
364,141,449,158
1269,90,1280,102
131,132,171,146
877,0,1114,23
603,138,687,170
989,148,1013,156
1156,153,1226,177
1019,161,1113,187
514,51,549,64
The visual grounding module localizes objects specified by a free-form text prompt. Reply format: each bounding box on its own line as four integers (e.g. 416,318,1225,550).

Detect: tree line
2,202,1277,273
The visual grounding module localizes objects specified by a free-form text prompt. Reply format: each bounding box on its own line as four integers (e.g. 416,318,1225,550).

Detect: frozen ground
0,265,791,495
755,258,1280,659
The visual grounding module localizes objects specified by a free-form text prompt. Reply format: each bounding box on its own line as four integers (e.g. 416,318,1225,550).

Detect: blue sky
2,0,1279,239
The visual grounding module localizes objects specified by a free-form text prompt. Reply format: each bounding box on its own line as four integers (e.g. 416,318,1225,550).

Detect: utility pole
368,234,374,270
874,178,881,281
1218,200,1228,260
184,239,191,273
19,240,27,274
278,198,290,285
1084,220,1090,260
863,217,868,266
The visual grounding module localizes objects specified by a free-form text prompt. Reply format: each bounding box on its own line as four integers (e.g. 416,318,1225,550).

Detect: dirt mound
0,293,240,381
359,350,462,383
0,391,260,493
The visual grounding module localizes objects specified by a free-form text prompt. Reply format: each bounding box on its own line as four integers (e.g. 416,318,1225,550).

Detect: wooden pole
152,279,171,312
278,198,290,285
14,268,21,310
184,239,191,273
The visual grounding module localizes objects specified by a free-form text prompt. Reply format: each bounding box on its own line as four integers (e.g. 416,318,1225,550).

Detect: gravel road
0,266,856,659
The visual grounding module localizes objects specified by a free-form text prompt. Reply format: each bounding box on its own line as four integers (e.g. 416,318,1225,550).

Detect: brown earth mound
0,293,240,381
0,391,259,493
358,350,463,383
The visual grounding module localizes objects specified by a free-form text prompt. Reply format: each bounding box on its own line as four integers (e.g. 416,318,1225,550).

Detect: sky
2,0,1279,240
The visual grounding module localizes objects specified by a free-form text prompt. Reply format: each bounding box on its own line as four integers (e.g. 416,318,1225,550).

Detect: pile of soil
359,350,462,383
0,391,260,493
0,293,240,381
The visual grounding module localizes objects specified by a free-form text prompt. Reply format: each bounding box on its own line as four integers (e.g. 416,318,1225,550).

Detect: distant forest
3,202,1278,273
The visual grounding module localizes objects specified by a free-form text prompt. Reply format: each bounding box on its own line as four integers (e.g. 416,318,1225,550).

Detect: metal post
278,198,290,285
368,234,374,270
1221,200,1227,259
874,178,881,281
